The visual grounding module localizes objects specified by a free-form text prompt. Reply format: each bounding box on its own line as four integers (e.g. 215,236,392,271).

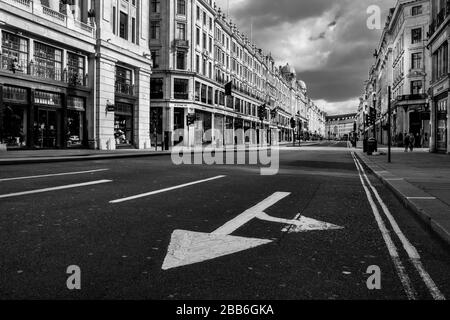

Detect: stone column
96,55,117,150
134,68,151,149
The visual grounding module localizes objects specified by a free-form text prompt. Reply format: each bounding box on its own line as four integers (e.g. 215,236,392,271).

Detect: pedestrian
409,132,415,152
404,132,409,152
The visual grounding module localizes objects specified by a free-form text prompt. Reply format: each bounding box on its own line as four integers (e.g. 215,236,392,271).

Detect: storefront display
67,96,85,147
1,86,29,148
114,102,134,147
33,91,62,149
436,99,448,152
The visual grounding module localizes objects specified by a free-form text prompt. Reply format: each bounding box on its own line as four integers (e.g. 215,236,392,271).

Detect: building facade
427,0,450,153
326,113,357,140
148,0,325,148
362,0,433,150
0,0,152,151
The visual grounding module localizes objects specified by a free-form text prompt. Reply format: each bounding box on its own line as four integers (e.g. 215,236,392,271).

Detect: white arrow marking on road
279,213,344,233
162,192,344,271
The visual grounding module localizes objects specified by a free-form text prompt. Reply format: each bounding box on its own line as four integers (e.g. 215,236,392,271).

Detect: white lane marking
353,154,445,300
386,178,405,181
0,169,109,182
212,192,291,236
0,180,112,200
407,197,437,200
110,175,226,204
351,153,417,300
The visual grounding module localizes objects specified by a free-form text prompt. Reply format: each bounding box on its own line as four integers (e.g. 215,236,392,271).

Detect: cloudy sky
215,0,395,115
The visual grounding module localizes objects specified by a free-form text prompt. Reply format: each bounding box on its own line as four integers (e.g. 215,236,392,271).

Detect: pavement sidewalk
355,148,450,246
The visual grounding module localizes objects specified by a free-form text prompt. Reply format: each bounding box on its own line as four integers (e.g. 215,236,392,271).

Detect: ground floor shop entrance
436,98,448,152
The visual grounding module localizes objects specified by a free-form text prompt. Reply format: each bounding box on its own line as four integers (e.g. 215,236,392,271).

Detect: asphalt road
0,141,448,300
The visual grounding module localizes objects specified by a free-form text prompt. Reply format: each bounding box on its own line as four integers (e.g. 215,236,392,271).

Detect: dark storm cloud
217,0,396,110
231,0,335,28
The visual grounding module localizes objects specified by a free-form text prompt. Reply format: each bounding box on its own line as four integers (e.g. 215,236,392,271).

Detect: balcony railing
174,92,189,100
396,94,427,102
0,0,95,37
0,56,88,86
115,82,135,96
174,39,190,48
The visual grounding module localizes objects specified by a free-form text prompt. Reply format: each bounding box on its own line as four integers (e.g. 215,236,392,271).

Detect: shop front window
114,102,134,146
437,99,448,151
3,105,27,148
33,91,62,149
67,97,85,147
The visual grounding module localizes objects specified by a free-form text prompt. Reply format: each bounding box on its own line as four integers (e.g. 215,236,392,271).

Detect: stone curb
354,152,450,247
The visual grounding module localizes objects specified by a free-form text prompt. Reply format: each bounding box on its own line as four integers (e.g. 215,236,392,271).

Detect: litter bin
367,138,377,155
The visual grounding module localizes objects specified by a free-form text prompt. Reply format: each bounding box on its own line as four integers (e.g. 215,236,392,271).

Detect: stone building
148,0,324,148
427,0,450,153
364,0,432,149
0,0,152,151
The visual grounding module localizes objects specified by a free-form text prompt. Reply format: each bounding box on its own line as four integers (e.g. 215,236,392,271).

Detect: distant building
326,113,357,140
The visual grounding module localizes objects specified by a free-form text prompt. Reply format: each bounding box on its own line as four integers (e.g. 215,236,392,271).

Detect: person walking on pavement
404,132,410,152
409,132,416,152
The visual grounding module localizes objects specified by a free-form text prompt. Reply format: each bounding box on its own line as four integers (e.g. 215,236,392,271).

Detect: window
196,6,200,20
115,66,133,95
203,32,207,50
196,28,200,46
203,12,207,26
177,0,186,15
174,78,189,100
176,23,186,40
196,55,200,73
150,78,164,99
34,42,63,81
201,84,207,103
1,31,28,73
119,12,128,40
150,21,160,40
411,80,423,95
195,81,200,101
67,53,85,86
207,86,213,105
411,52,422,69
176,51,186,70
412,5,422,16
151,0,160,13
412,28,422,44
151,50,160,68
432,42,448,81
131,18,136,43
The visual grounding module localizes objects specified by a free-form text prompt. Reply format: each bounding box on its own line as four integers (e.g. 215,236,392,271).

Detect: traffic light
369,107,377,125
290,118,296,129
258,104,266,121
225,81,233,96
